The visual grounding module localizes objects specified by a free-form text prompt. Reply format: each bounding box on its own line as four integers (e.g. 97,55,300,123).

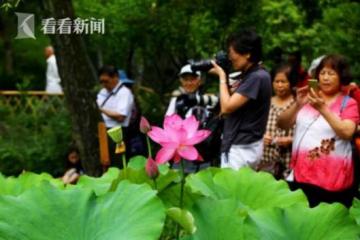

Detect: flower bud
145,157,159,179
140,116,151,134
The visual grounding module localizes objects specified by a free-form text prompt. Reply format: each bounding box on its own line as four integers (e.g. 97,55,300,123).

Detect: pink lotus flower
140,116,151,134
148,114,211,164
145,157,159,179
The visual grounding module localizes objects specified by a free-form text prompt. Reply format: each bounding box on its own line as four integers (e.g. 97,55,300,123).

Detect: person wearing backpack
278,54,359,207
96,65,134,167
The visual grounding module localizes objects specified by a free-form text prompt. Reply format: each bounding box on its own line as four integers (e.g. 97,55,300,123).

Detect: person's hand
209,60,226,80
62,168,79,184
263,133,272,146
295,86,309,108
276,136,292,147
308,88,326,112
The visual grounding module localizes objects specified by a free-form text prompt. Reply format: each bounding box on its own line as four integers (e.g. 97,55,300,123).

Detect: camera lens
190,60,213,72
188,50,231,73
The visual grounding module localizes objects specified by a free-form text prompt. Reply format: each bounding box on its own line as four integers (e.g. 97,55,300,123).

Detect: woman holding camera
210,29,272,170
277,54,359,207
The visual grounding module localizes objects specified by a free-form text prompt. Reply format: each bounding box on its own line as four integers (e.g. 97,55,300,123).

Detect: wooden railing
0,91,65,115
0,90,111,168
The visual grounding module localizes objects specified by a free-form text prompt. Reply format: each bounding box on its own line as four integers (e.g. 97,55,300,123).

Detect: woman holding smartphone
277,54,359,207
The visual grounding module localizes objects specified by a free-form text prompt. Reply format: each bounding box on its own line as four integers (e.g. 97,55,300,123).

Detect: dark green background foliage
0,0,359,175
2,0,359,93
0,99,71,176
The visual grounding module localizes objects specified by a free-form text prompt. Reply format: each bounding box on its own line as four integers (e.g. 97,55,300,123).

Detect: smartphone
308,79,318,90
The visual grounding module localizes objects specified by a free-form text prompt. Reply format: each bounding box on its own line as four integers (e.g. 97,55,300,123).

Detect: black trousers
107,135,125,168
107,127,147,168
288,181,356,208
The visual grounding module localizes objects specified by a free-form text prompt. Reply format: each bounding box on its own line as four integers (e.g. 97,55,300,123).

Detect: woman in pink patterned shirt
277,55,359,207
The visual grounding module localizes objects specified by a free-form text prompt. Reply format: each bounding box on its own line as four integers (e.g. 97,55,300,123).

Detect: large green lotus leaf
114,165,180,193
186,198,255,240
158,182,202,209
187,167,307,209
0,171,63,196
185,167,226,199
76,167,120,196
127,155,171,176
155,169,180,192
0,180,165,240
247,203,360,240
127,155,147,169
126,155,179,188
350,198,360,225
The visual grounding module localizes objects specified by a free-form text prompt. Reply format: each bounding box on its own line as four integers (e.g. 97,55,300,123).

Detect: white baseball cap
178,64,201,77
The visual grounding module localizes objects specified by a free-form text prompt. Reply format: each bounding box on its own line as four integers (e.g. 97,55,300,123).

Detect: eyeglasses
99,80,109,84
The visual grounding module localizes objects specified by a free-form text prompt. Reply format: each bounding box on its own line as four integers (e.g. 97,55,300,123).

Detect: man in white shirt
97,65,134,167
44,46,63,94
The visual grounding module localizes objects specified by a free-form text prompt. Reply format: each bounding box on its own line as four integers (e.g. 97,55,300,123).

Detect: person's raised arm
308,89,357,140
277,86,309,130
209,61,249,114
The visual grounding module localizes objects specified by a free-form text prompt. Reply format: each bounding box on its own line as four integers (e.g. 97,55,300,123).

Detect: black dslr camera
189,51,231,73
175,93,218,119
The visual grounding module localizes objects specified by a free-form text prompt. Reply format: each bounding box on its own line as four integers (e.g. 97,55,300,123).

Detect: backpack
343,85,360,152
123,98,147,159
342,85,360,194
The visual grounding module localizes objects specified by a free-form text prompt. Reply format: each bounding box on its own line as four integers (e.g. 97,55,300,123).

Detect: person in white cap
166,64,218,119
166,64,219,172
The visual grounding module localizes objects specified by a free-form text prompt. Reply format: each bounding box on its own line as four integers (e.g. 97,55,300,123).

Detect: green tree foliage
2,0,359,95
311,2,360,80
0,99,72,176
1,0,359,174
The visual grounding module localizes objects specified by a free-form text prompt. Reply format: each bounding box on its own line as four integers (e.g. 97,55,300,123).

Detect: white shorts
221,139,263,170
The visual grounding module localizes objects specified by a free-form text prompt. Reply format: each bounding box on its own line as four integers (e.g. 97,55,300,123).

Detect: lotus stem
122,154,127,179
176,159,185,240
153,178,157,190
179,159,185,209
146,136,152,158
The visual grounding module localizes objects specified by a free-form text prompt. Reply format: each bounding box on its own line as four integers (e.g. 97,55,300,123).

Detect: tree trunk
42,0,102,176
3,39,13,75
0,14,14,75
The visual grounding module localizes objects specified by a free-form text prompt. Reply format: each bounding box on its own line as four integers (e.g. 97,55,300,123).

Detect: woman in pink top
278,55,359,207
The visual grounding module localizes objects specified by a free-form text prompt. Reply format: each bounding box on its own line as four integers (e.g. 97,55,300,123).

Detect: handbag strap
294,95,351,167
100,83,123,108
340,95,350,114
